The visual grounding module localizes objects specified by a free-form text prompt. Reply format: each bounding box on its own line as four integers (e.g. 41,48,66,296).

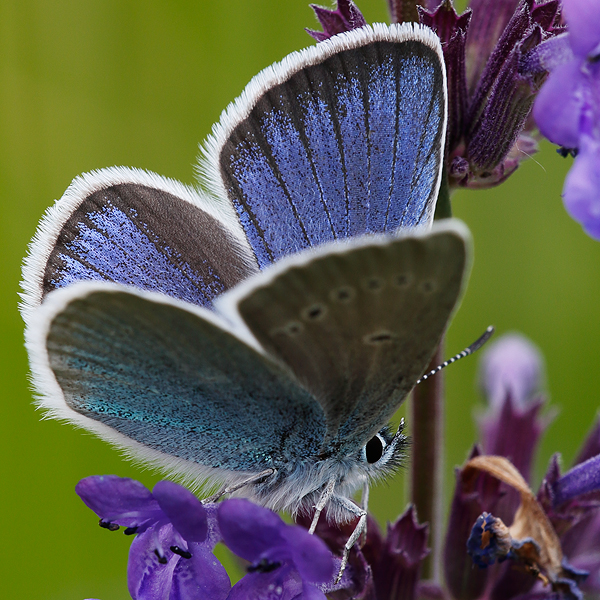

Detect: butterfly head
358,420,408,481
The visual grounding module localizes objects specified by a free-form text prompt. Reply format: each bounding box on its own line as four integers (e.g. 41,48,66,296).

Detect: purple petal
563,131,600,240
307,0,366,42
562,0,600,57
76,475,162,528
301,582,328,600
218,499,286,562
479,333,544,410
128,525,179,600
521,33,574,75
227,565,303,600
152,481,207,543
168,543,230,600
281,525,334,584
322,551,373,598
443,446,503,599
365,506,429,600
478,396,549,490
533,59,587,148
553,454,600,506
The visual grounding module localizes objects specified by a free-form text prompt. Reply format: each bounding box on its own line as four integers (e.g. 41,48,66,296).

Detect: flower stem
410,342,445,582
434,167,452,220
409,173,451,581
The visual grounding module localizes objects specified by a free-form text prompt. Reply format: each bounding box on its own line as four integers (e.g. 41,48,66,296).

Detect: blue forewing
202,23,447,267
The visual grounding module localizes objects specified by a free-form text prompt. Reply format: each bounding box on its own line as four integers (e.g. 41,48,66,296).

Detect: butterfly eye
364,434,386,464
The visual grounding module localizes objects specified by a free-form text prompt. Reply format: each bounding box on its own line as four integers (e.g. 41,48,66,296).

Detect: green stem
409,342,445,582
409,172,451,581
434,167,452,220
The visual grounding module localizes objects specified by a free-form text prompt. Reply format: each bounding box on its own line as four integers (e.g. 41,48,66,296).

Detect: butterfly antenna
416,326,495,384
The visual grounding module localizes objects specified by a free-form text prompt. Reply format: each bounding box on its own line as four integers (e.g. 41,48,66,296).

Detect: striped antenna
416,326,495,384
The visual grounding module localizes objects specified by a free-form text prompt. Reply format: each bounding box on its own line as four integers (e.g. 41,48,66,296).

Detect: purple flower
306,0,366,41
533,0,600,240
296,505,431,600
218,499,335,600
477,333,552,496
419,0,562,190
362,506,430,600
464,456,590,600
76,476,230,600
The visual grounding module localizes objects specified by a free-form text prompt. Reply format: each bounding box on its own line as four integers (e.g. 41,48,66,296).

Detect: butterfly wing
202,23,447,267
21,167,258,322
27,282,324,485
221,220,470,454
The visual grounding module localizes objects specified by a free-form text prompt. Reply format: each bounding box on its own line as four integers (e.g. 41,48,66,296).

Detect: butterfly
21,22,466,571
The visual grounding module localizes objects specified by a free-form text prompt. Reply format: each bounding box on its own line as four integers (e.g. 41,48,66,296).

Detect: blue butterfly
21,23,466,571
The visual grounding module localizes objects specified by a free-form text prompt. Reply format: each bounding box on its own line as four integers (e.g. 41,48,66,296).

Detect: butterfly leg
308,477,336,534
202,468,276,503
333,495,368,583
360,481,369,544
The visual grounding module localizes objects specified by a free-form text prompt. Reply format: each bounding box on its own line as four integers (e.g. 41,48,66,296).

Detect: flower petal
301,581,328,600
533,60,586,149
76,475,162,528
552,454,600,506
168,543,230,600
128,525,179,600
281,525,334,584
371,506,430,600
152,481,208,543
479,333,544,410
306,0,366,42
227,565,303,600
218,499,286,562
562,0,600,58
563,132,600,240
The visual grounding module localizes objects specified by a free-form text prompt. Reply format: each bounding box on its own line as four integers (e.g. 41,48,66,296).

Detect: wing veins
286,68,337,241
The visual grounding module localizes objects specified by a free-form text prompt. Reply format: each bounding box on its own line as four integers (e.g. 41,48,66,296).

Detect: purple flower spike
477,334,551,518
419,2,472,157
419,0,563,190
218,499,334,599
307,0,366,42
562,0,600,57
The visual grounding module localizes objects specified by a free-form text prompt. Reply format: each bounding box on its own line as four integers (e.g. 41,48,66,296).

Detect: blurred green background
2,1,599,598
